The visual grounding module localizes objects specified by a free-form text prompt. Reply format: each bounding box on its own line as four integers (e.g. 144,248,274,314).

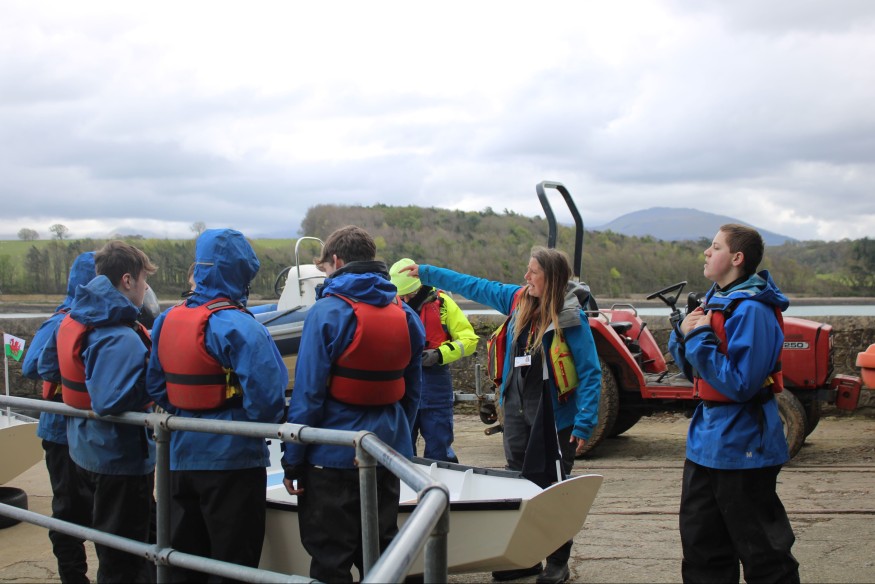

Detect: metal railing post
423,504,449,583
151,419,172,583
357,438,380,576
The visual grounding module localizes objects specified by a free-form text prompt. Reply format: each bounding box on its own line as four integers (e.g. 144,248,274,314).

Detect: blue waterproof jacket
418,266,602,440
282,262,425,470
23,252,96,444
40,275,155,475
669,270,790,469
146,229,287,471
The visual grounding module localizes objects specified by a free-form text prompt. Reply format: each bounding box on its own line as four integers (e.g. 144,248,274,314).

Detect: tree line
2,205,873,299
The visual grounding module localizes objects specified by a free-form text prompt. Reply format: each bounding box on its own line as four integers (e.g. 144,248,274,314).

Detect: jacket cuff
282,463,302,482
684,325,714,344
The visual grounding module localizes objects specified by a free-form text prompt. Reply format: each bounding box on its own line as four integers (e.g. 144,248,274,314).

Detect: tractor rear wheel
777,391,806,459
608,410,643,438
575,359,619,458
803,398,821,437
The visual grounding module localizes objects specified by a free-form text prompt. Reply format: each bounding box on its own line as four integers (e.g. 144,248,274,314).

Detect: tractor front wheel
777,391,806,459
575,359,619,458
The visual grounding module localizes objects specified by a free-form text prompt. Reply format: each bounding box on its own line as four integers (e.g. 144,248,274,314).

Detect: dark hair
719,223,764,276
95,240,158,287
512,246,573,350
316,225,376,267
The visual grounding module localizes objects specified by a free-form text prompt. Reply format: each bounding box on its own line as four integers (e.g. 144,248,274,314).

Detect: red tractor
485,181,863,459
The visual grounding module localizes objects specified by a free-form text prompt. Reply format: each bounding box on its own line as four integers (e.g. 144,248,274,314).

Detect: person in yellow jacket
390,258,479,462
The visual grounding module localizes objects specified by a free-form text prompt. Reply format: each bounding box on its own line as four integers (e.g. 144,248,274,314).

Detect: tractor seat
609,322,634,335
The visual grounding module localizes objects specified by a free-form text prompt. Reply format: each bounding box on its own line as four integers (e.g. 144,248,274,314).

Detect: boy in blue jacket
42,240,158,583
282,225,425,583
22,251,95,583
147,228,288,581
669,224,799,583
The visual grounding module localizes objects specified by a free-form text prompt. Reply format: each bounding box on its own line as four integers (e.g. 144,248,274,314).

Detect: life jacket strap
331,364,405,382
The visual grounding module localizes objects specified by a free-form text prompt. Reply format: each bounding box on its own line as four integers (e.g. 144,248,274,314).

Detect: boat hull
0,412,41,484
259,459,602,576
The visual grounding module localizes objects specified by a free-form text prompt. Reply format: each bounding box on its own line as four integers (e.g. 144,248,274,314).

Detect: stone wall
3,314,874,406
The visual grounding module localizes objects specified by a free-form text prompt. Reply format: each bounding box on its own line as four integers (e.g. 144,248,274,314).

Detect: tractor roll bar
536,181,584,280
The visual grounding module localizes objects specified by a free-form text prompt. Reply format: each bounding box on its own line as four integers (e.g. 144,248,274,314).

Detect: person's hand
282,465,305,496
680,307,711,335
422,349,441,367
399,263,420,278
573,436,587,457
283,477,304,496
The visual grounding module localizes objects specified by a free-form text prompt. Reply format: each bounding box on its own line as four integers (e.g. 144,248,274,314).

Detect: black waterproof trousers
168,467,267,583
502,364,577,567
679,459,800,583
43,440,93,583
76,466,155,583
298,465,400,583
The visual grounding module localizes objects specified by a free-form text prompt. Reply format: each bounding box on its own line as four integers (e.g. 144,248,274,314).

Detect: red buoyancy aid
57,315,152,410
42,308,70,401
486,289,526,388
328,295,412,406
693,299,784,403
419,293,450,350
157,299,245,411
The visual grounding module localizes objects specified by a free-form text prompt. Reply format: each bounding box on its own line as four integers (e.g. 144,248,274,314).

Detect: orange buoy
856,343,875,388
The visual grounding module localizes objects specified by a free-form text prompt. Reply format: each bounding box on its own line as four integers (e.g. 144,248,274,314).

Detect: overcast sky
2,1,874,243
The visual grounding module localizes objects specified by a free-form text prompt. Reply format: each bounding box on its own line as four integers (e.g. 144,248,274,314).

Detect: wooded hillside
1,205,873,299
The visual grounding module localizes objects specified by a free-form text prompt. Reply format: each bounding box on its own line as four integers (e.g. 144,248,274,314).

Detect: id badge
514,354,532,367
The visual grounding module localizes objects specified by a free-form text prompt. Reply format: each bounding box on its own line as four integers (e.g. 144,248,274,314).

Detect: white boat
251,239,326,388
0,409,41,485
259,443,603,576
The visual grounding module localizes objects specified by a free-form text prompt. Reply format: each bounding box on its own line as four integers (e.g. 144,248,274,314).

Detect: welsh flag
3,333,26,362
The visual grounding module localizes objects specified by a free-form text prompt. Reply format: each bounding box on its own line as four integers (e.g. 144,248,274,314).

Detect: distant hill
592,207,796,246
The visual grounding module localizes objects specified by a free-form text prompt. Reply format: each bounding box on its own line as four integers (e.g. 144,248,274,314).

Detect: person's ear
731,251,745,268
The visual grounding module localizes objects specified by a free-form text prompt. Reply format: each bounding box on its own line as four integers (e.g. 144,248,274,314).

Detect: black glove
422,349,442,367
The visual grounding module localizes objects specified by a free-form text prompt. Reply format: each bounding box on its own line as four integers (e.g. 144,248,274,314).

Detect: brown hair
315,225,376,268
512,246,572,352
719,223,764,276
95,240,158,287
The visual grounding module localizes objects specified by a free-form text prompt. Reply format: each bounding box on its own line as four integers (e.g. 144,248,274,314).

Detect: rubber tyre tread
608,410,643,438
802,398,821,438
777,391,807,459
0,486,28,529
575,359,620,458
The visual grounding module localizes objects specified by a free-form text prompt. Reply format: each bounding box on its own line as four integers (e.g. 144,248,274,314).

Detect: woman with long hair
400,246,601,584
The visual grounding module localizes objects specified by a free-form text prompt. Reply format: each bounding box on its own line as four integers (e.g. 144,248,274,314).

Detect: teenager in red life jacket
398,247,601,584
46,241,158,583
282,225,425,583
24,251,95,583
146,228,287,581
669,224,799,584
389,257,478,463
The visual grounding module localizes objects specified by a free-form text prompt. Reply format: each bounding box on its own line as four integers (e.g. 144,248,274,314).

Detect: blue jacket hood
190,229,260,306
706,270,790,312
57,252,96,312
70,275,141,327
318,260,397,306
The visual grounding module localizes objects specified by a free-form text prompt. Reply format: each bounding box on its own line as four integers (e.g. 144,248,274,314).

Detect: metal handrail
0,395,449,584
